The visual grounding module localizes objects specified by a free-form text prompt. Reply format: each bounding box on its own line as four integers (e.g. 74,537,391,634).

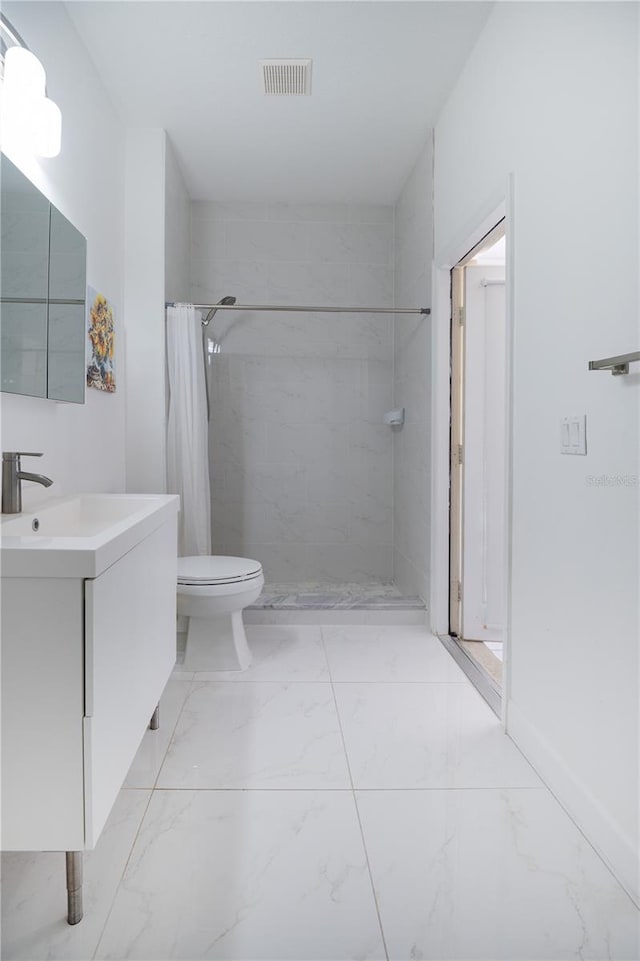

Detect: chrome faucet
2,452,53,514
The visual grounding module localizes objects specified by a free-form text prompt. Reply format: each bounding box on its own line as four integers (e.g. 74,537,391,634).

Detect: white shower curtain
166,304,212,556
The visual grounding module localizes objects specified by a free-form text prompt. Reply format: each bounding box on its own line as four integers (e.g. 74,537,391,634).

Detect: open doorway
449,221,507,704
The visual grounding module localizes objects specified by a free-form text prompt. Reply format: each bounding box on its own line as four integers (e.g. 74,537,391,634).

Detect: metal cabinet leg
149,703,160,730
65,851,83,924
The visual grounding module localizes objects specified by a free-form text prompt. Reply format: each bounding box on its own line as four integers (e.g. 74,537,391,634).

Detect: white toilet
177,556,264,671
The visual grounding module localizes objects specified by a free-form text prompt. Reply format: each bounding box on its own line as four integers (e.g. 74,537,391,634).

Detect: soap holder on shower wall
383,408,405,428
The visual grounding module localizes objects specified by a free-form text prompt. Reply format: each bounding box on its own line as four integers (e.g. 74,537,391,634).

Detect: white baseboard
507,699,639,907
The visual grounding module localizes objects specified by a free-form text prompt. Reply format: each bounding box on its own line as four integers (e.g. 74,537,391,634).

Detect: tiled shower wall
393,138,433,603
190,202,395,583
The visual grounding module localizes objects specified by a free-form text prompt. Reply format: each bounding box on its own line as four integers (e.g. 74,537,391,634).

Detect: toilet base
182,610,252,672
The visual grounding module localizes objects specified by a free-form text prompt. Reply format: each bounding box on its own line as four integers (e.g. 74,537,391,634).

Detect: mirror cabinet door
0,303,48,398
0,157,50,397
48,207,87,403
48,304,86,403
0,154,87,403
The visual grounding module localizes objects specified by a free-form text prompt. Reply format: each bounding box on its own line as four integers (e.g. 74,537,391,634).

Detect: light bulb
0,83,40,154
34,96,61,158
3,46,46,99
0,45,62,158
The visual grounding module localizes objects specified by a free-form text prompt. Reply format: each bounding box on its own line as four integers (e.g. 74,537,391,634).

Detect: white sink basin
1,493,180,577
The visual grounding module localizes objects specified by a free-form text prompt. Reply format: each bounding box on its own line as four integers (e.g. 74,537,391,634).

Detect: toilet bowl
177,556,264,671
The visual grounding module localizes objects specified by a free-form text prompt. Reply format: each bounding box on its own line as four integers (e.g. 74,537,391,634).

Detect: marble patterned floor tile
323,625,467,682
335,683,541,789
157,681,351,789
123,680,192,789
95,790,385,960
195,624,330,682
1,789,151,961
356,788,639,960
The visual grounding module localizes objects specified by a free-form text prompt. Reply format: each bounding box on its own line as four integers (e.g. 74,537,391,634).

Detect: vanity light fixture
0,14,62,158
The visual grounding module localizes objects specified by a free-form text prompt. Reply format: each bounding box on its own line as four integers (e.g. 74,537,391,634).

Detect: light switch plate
560,415,587,455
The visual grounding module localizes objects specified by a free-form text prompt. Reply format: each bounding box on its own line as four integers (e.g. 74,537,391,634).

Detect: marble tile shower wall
190,202,395,583
393,138,433,603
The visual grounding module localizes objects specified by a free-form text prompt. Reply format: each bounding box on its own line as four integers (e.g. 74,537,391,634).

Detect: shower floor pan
249,582,425,611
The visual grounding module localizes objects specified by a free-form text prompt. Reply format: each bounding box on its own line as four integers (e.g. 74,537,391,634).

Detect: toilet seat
177,555,263,587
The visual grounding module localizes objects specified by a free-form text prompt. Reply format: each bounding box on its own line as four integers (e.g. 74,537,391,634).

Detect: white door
462,265,506,642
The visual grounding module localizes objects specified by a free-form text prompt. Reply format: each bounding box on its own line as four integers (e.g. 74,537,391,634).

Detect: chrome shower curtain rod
165,302,430,315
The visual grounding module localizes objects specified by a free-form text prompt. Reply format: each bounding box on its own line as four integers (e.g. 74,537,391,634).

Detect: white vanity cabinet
84,517,176,846
1,495,179,903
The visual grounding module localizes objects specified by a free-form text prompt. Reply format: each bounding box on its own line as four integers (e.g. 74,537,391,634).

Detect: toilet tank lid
177,555,263,584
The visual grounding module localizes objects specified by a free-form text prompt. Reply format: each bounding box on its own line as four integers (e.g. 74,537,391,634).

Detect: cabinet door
1,578,85,851
83,518,177,846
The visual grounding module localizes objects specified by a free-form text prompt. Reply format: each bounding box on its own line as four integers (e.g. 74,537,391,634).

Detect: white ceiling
66,1,492,204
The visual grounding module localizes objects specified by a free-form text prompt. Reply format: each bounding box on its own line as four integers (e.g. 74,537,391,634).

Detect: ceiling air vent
260,59,312,96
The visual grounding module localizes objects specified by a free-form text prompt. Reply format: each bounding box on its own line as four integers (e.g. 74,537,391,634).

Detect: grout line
497,721,640,911
320,625,390,961
150,786,354,792
391,198,396,586
150,675,198,792
175,679,469,686
91,675,194,959
91,789,154,960
329,679,469,685
145,784,546,793
186,678,334,685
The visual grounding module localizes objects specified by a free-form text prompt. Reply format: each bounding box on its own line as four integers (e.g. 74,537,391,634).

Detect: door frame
451,228,506,643
430,177,515,727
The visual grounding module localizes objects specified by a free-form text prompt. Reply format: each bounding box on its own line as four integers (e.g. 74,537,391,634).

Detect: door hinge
453,443,463,468
457,582,462,602
457,306,465,326
457,444,463,466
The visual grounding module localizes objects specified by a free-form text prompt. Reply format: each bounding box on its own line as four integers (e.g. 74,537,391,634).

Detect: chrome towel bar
588,351,640,376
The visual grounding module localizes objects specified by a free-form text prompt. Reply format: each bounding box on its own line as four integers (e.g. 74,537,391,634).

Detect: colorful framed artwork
86,287,115,392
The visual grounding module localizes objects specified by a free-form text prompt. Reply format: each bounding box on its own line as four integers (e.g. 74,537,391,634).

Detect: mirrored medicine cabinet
1,152,87,403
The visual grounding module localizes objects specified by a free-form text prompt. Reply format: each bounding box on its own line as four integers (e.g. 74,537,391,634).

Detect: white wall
123,129,167,493
191,202,394,583
164,139,191,304
0,2,126,505
393,137,433,602
434,2,639,899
